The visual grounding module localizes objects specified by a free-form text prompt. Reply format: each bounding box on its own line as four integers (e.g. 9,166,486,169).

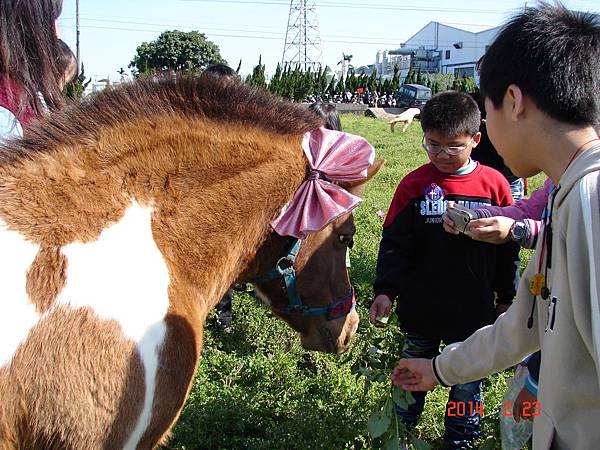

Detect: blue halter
251,238,355,321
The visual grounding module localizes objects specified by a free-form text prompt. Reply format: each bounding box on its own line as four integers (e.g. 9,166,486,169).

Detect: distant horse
0,76,382,449
388,107,421,133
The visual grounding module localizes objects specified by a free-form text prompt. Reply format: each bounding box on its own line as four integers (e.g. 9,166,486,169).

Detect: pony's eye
338,234,354,249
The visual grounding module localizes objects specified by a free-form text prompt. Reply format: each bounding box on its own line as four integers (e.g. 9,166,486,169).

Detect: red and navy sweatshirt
374,162,519,342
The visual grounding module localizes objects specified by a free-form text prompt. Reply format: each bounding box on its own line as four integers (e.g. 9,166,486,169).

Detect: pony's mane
0,75,323,162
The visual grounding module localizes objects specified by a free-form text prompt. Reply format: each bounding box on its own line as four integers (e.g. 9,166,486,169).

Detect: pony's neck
120,117,309,318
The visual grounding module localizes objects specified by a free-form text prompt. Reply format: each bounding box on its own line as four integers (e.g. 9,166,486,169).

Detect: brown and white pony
0,76,382,449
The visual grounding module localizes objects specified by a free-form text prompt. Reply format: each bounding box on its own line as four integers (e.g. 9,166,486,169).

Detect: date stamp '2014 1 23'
446,401,540,417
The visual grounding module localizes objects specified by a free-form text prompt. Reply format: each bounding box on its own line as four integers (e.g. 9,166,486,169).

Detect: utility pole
281,0,323,71
76,0,81,74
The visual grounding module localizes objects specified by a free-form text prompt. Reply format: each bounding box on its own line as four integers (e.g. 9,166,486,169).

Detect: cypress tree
452,76,462,91
391,64,401,92
405,67,414,84
326,75,336,95
64,63,90,99
247,55,267,89
368,68,378,93
382,78,391,95
347,69,357,93
416,67,424,85
269,62,283,95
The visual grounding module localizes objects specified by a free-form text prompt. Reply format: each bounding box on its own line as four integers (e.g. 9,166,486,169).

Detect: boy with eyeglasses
370,91,519,449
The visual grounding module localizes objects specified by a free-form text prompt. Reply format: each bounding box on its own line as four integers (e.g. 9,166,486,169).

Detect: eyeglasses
422,135,476,156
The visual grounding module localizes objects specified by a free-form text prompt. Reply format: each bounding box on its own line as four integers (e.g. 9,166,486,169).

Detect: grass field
165,115,545,450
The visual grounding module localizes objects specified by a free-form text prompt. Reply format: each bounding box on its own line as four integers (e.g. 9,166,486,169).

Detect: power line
71,17,283,36
60,24,496,49
62,17,497,45
61,15,283,32
61,15,496,31
178,0,510,14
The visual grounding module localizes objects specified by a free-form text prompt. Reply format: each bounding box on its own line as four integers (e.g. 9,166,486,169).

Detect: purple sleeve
475,178,553,221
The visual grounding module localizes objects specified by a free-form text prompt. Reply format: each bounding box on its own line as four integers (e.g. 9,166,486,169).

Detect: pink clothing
477,178,553,220
476,178,553,248
271,127,375,239
0,77,36,126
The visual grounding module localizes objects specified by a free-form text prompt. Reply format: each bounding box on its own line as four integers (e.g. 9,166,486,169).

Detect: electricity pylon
281,0,323,71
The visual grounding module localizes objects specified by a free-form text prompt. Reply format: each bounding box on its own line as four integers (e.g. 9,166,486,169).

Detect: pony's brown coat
0,75,372,448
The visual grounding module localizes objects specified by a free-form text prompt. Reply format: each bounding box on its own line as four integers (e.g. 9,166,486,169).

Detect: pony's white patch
0,220,40,367
55,202,171,449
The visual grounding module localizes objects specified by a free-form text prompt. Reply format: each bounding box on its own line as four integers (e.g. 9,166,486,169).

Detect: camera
445,204,477,233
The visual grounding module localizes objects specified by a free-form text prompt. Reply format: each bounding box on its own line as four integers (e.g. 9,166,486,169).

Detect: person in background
392,5,600,448
56,39,77,90
201,62,239,82
0,0,67,139
471,73,525,203
370,91,518,449
308,101,342,132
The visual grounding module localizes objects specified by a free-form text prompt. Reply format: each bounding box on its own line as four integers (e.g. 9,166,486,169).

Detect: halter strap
250,239,355,321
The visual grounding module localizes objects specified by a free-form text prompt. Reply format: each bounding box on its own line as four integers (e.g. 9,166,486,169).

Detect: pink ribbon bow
271,127,375,239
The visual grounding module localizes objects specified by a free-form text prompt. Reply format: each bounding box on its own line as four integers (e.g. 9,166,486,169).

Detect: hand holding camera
444,203,477,233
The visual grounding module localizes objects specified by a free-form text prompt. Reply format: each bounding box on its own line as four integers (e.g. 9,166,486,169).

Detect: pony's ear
338,159,385,197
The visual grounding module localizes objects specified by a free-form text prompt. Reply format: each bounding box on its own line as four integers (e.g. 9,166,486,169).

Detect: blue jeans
510,178,525,202
397,334,483,449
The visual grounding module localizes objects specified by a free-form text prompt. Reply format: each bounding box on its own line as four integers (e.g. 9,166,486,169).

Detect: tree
315,66,328,97
326,75,336,95
367,68,378,93
246,55,267,89
268,62,283,96
404,67,414,84
382,78,391,94
346,69,357,93
416,67,424,85
391,64,401,92
452,76,462,91
461,75,477,93
64,63,91,99
336,75,345,95
129,30,225,76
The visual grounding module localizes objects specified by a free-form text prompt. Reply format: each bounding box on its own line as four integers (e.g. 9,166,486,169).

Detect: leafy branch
348,313,431,449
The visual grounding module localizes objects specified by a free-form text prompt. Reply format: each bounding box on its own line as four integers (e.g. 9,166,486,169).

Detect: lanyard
528,188,557,328
527,136,599,329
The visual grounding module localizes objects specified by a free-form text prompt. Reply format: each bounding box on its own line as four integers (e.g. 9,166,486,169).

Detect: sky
57,0,600,81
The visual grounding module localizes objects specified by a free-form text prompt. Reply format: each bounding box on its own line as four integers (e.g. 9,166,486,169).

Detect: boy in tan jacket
391,4,600,449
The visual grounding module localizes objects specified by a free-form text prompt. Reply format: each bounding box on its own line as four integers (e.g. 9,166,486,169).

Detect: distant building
85,75,126,96
374,22,499,82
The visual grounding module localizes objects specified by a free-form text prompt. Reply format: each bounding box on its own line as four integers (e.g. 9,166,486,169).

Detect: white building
375,22,500,82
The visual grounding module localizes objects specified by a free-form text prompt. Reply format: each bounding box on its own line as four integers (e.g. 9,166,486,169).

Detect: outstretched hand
369,294,393,325
390,358,439,392
465,216,515,244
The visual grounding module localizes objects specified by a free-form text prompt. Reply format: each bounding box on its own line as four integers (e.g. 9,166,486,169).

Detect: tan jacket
434,145,600,450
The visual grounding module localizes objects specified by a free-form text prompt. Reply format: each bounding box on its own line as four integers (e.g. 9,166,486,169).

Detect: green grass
164,115,545,450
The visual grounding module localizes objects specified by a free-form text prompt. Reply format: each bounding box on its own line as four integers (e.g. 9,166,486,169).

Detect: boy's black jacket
374,162,519,342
